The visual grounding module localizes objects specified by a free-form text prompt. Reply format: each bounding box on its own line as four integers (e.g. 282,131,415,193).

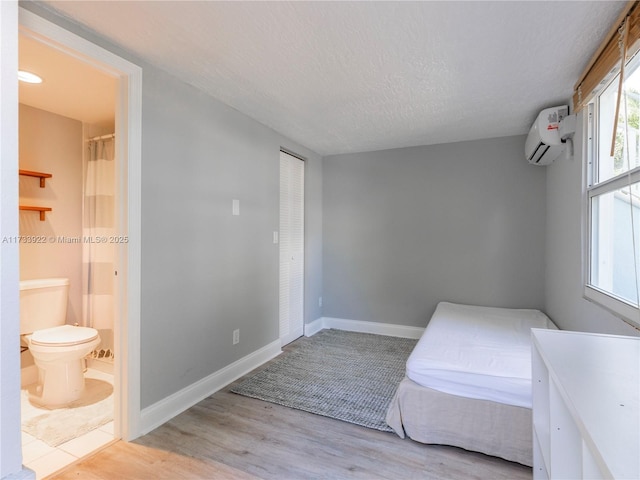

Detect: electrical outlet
233,329,239,345
319,297,323,307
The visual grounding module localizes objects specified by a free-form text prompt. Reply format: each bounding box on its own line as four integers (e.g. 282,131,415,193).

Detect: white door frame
1,2,23,475
18,8,143,440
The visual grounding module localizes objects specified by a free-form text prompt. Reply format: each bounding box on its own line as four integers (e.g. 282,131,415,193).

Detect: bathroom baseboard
139,339,282,436
21,360,112,388
87,357,114,375
21,365,38,388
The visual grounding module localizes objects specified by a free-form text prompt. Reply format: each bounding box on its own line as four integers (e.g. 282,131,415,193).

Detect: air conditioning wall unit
525,105,569,166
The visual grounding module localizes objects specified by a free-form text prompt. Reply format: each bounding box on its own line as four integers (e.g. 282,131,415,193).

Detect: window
586,53,640,326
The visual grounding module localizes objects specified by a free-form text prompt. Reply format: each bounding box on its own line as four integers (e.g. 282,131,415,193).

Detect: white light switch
273,231,279,244
232,199,240,216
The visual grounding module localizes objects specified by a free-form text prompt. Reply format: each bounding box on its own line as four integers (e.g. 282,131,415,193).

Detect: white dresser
531,329,639,479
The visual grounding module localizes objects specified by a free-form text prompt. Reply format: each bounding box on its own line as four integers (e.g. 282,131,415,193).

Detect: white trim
588,167,640,197
279,151,305,347
306,317,424,339
304,317,325,337
18,11,123,77
18,8,143,441
582,106,592,305
1,2,22,476
583,92,640,330
140,340,282,435
584,285,640,330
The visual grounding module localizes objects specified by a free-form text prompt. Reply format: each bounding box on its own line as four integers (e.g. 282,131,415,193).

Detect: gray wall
545,112,639,336
24,3,323,410
141,68,322,406
322,136,547,327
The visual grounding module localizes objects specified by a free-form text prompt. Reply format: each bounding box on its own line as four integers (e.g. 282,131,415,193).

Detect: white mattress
406,302,557,408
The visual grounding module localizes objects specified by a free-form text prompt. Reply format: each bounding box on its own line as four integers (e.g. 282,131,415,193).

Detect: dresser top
532,329,640,479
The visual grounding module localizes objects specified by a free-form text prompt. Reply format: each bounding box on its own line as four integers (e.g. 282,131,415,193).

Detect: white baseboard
140,339,281,435
304,317,325,337
21,365,38,388
21,361,113,389
140,318,422,435
305,317,424,339
87,358,114,375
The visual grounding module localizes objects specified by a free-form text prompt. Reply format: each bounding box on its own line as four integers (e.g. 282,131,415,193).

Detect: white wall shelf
532,329,639,479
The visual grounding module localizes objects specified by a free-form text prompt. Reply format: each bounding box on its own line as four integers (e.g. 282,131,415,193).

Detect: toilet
20,278,101,407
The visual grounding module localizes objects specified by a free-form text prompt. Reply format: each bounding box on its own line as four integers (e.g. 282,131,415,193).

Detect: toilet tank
20,278,70,335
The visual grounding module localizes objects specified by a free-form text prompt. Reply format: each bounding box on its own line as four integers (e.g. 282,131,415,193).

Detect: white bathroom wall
19,104,83,325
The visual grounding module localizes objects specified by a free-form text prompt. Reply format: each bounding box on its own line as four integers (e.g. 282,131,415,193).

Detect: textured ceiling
38,1,626,156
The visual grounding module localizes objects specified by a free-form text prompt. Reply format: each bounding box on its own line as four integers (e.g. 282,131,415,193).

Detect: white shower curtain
83,137,115,360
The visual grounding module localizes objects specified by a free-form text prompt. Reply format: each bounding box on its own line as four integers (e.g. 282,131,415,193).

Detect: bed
386,302,557,466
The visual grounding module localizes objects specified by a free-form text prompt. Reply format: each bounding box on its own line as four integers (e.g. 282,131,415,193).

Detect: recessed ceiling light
18,70,43,84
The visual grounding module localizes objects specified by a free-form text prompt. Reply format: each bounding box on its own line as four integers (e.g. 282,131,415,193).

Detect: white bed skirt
386,377,532,467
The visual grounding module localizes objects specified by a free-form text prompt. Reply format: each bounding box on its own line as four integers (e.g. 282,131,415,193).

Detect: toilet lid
30,325,99,347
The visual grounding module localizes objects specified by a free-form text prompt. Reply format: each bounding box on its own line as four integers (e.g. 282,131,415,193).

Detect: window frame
584,66,640,329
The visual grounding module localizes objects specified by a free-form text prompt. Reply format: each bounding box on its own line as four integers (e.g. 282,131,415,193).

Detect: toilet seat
30,325,99,347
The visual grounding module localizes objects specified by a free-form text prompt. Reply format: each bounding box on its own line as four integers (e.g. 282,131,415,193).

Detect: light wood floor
50,341,532,480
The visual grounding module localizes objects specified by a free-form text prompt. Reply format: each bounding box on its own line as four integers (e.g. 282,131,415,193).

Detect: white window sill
583,285,640,330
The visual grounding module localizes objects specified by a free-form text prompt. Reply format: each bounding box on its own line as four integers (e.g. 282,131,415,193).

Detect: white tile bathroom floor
21,368,115,479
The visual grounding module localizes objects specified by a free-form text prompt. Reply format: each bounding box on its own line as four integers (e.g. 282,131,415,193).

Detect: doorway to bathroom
18,30,119,479
17,8,142,478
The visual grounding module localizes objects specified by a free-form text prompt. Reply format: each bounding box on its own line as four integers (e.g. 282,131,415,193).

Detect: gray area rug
231,329,417,432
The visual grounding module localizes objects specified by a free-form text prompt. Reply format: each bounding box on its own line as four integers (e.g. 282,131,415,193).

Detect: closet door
279,151,305,346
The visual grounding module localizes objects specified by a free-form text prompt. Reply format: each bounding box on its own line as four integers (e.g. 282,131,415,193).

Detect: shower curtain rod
87,133,115,142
